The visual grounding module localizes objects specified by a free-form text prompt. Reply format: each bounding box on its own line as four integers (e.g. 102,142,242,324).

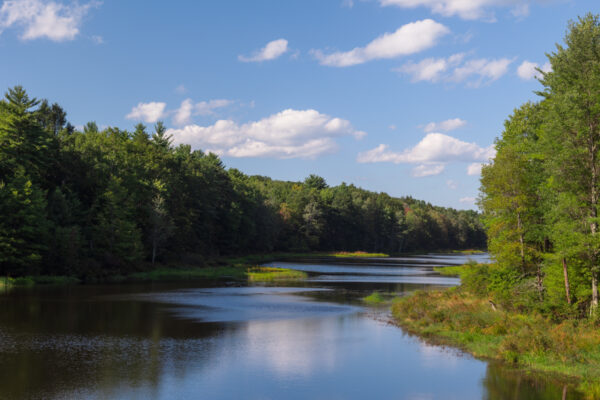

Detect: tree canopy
0,86,485,280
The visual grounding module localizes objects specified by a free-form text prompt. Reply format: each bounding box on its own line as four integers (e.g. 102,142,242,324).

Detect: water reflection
0,254,584,399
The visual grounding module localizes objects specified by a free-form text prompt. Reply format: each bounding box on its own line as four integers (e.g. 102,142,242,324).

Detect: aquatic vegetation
246,267,307,282
451,249,485,255
330,251,389,258
362,291,386,304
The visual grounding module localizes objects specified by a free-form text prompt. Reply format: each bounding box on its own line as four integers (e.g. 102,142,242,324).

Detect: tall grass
247,267,307,282
392,289,600,397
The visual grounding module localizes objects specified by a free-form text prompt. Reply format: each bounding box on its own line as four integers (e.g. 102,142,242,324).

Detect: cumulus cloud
379,0,530,21
126,102,167,124
397,53,511,86
173,99,194,126
0,0,98,41
171,98,233,126
423,118,466,133
412,163,445,177
313,19,449,67
357,133,495,177
239,39,289,62
451,57,513,87
167,109,366,159
195,99,233,116
517,60,551,80
358,133,495,164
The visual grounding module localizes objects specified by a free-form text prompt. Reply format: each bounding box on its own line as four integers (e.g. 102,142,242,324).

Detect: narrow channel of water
0,254,582,399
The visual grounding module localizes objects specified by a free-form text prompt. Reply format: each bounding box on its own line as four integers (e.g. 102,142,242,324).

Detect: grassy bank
451,249,485,255
0,275,81,288
247,267,307,282
392,288,600,397
330,251,389,258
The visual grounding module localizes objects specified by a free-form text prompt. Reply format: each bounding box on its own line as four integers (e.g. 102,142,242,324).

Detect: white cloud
313,19,449,67
91,34,103,44
398,57,450,82
239,38,289,62
171,98,233,126
423,118,466,133
167,109,366,159
459,196,476,204
0,0,98,41
446,179,458,189
357,133,494,177
195,99,233,116
357,133,495,164
126,102,167,124
397,53,511,86
517,60,551,80
173,99,194,126
174,84,187,95
342,0,354,7
379,0,530,21
467,162,483,175
451,57,513,87
412,163,445,177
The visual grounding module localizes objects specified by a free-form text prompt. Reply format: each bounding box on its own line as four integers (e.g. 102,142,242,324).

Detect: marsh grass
247,267,307,282
392,289,600,397
433,265,469,276
451,249,485,255
330,251,389,258
362,291,388,305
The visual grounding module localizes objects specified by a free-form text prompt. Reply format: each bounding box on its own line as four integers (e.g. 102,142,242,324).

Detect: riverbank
0,251,388,288
392,288,600,398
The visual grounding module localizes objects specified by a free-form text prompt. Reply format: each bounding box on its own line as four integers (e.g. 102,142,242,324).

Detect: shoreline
391,288,600,397
1,250,483,287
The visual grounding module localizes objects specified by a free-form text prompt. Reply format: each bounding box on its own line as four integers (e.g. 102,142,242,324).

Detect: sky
0,0,597,210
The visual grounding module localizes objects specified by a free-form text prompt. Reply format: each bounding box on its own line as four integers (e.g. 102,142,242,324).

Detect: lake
0,253,582,399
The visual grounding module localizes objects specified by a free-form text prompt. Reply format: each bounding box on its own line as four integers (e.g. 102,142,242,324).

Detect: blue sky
0,0,597,209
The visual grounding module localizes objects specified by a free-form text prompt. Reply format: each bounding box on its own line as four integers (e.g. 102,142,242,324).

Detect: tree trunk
516,212,525,274
589,131,599,316
563,258,571,305
592,268,598,316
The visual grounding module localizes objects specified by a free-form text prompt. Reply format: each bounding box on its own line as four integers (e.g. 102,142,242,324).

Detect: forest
0,88,485,280
479,13,600,318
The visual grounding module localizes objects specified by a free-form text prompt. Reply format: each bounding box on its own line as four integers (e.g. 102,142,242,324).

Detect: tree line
479,13,600,318
0,86,485,280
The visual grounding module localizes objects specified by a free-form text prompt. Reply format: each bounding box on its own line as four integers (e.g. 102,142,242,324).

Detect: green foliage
480,13,600,318
362,291,386,304
392,290,600,395
246,267,307,282
0,85,486,279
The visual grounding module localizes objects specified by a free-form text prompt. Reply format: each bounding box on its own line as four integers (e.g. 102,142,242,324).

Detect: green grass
451,249,485,255
330,251,389,258
247,267,307,282
362,291,387,304
392,289,600,397
0,275,80,288
434,265,469,276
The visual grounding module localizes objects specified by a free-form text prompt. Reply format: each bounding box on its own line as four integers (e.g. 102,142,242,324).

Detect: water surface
0,253,582,399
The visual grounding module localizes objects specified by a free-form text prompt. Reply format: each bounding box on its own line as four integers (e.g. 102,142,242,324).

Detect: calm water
0,254,582,399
